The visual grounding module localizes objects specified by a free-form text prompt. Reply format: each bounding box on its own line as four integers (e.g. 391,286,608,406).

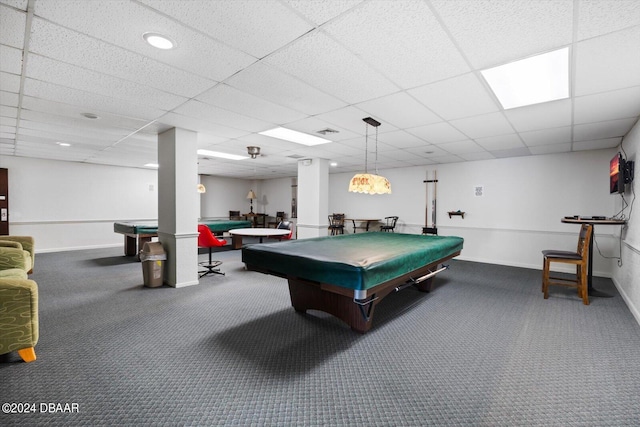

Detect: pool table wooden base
285,250,459,333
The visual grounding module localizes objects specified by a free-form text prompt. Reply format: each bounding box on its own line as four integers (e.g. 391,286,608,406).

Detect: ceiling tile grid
0,0,637,177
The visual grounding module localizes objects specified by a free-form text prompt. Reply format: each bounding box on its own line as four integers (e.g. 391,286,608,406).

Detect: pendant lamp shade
348,117,391,194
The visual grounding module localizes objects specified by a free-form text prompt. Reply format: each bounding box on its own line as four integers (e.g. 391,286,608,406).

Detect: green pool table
114,219,251,256
242,232,463,333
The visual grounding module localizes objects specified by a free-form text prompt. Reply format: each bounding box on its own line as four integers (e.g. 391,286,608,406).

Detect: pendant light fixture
348,117,391,194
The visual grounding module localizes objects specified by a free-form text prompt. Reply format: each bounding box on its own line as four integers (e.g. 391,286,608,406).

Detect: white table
228,228,291,249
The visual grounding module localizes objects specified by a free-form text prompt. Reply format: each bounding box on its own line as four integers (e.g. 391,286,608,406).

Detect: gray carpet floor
1,243,639,426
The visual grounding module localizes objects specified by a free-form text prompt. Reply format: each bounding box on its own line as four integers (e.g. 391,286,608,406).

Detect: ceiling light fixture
56,141,71,147
348,117,391,195
197,149,248,161
143,32,175,50
81,113,99,119
259,127,332,146
481,47,569,110
144,163,159,168
247,146,261,159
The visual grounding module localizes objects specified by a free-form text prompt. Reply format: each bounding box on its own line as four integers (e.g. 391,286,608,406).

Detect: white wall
611,119,640,325
199,175,253,218
0,156,157,252
329,149,619,277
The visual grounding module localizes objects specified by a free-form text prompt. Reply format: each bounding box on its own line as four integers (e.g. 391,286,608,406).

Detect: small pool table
114,219,251,256
242,232,463,333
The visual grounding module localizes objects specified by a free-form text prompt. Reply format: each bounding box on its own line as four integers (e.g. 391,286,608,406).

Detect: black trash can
140,242,166,288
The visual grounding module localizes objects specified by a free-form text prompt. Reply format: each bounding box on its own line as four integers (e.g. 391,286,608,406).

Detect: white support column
296,158,329,239
157,128,199,287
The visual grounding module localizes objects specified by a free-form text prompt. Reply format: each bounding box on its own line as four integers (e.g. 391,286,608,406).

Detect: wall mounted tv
610,152,635,194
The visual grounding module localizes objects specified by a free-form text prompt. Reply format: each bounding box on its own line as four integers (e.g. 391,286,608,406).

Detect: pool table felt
114,219,252,235
242,232,463,291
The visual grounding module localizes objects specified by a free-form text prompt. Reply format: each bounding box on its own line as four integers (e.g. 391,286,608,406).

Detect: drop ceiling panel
574,86,640,124
284,0,364,26
196,84,306,125
26,55,189,111
434,139,485,155
408,122,468,144
504,99,572,132
474,134,524,151
573,137,621,151
279,116,360,142
159,112,250,139
573,118,637,142
574,26,640,96
576,0,640,41
458,152,495,162
0,5,26,48
0,90,19,107
0,71,21,92
408,73,499,120
173,100,272,133
28,18,217,98
520,126,572,147
378,130,429,149
139,0,313,59
263,31,397,104
323,0,470,88
34,0,257,82
0,105,18,118
450,112,514,139
529,142,572,155
432,0,573,69
225,62,346,115
355,92,440,129
312,106,374,134
0,45,22,74
23,79,166,121
490,146,532,159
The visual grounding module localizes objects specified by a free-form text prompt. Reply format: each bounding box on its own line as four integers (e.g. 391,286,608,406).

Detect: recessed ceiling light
144,163,159,168
330,162,338,167
197,149,248,160
81,112,99,119
481,47,569,110
259,127,332,146
143,32,175,50
56,141,71,147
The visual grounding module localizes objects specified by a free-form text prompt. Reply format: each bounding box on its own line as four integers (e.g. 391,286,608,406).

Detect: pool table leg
288,279,375,333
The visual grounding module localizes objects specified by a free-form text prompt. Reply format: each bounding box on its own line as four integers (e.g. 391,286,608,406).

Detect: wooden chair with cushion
541,224,592,305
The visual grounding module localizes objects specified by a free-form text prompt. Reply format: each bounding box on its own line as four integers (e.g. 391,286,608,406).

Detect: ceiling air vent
316,128,339,135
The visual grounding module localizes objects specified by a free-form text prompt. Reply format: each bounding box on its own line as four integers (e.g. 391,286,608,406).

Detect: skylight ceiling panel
574,86,640,124
324,0,469,89
0,71,20,93
230,133,302,152
520,126,572,147
23,79,167,121
450,112,514,139
34,0,256,82
173,100,271,133
0,45,23,75
196,84,307,125
503,99,572,133
139,0,313,59
226,62,346,116
408,73,499,121
573,118,637,142
576,0,640,41
26,55,189,111
431,0,573,69
0,4,25,48
355,92,440,129
28,18,216,98
575,26,640,96
263,31,397,105
406,121,468,145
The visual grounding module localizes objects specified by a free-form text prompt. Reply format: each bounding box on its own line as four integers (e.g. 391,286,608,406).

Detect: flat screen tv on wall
610,152,624,194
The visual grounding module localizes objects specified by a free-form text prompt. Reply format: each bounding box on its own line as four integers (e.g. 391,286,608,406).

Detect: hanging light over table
348,117,391,194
